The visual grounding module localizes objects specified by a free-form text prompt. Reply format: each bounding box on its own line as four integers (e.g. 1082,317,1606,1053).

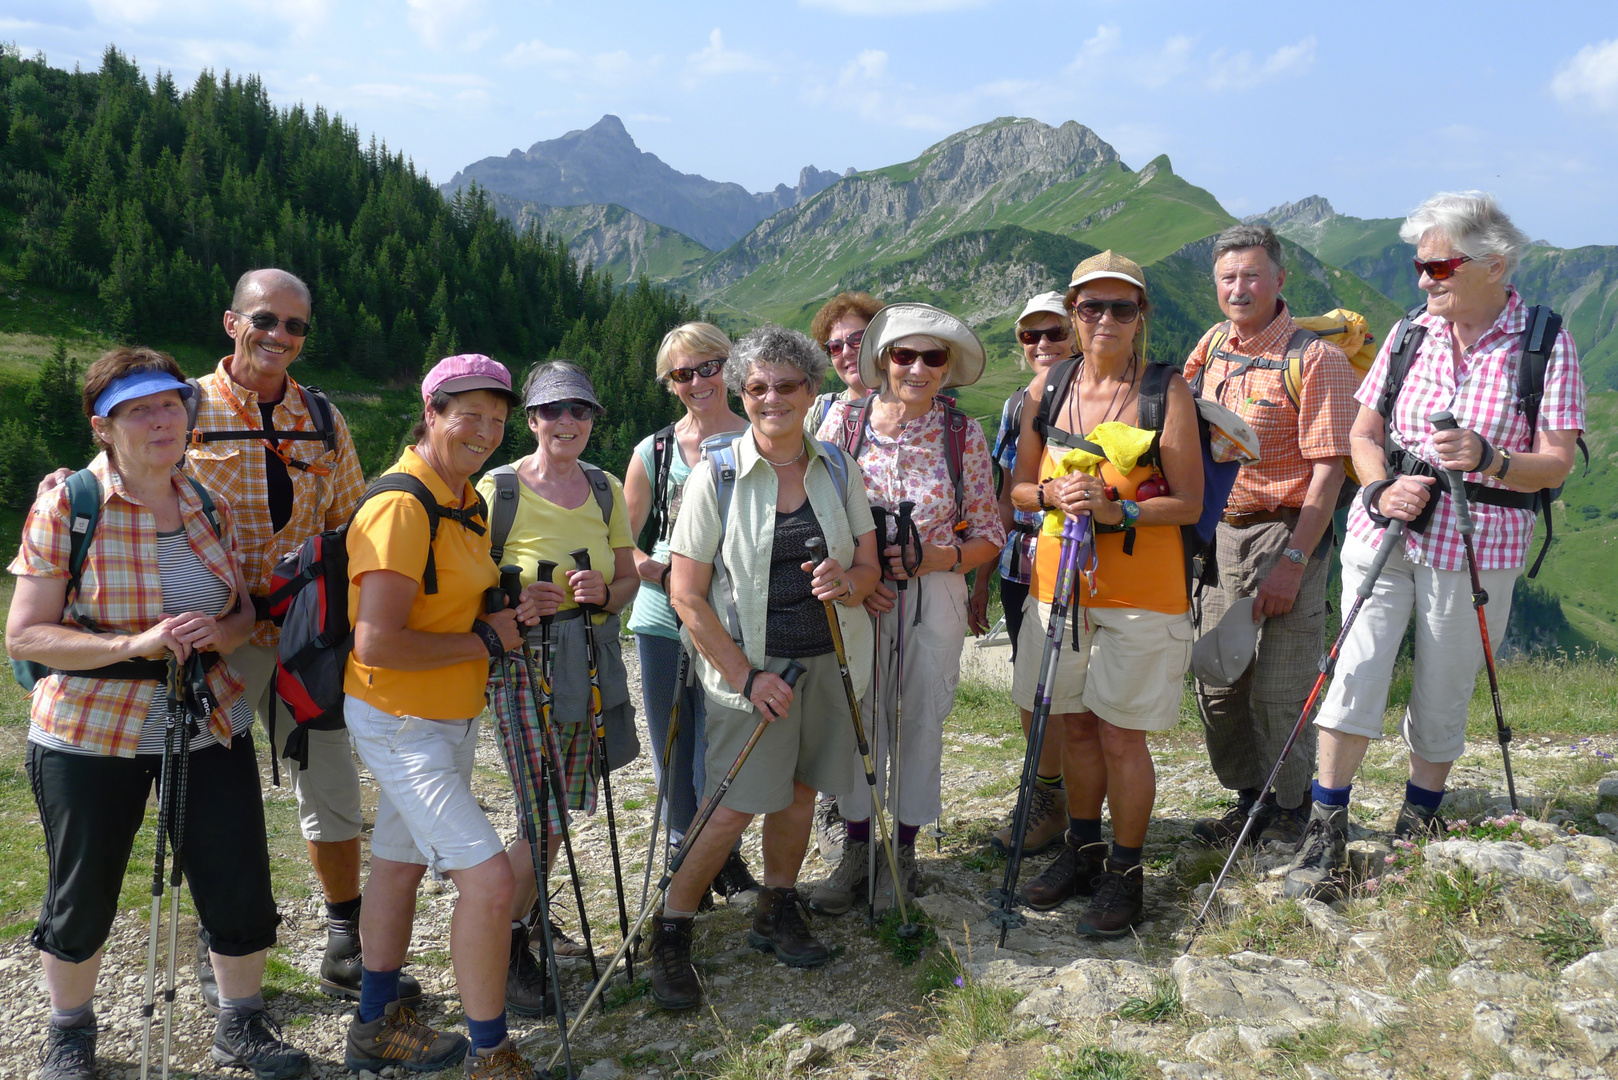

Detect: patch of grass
1532,910,1601,968
1033,1044,1149,1080
1415,865,1500,928
1115,974,1180,1023
602,976,651,1010
928,972,1025,1059
1194,896,1311,958
916,947,966,996
873,907,937,966
413,948,452,968
622,796,648,811
1271,1021,1352,1065
261,954,318,1003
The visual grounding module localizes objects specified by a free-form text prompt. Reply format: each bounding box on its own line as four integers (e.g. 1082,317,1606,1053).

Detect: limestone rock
1172,953,1400,1030
1235,1024,1294,1053
1601,904,1618,949
916,891,989,930
1157,1064,1223,1080
1109,1021,1158,1053
1556,998,1618,1062
1348,840,1394,881
1594,812,1618,837
1595,778,1618,813
1561,948,1618,991
1009,959,1158,1021
968,959,1055,991
1410,966,1443,992
1338,1050,1395,1078
1348,932,1390,976
579,1061,624,1080
1303,1067,1342,1080
1507,1046,1605,1078
1449,961,1544,998
785,1039,825,1072
1473,1001,1517,1048
1560,834,1618,860
764,1023,802,1045
811,1022,859,1055
1425,840,1597,905
1299,898,1350,943
1185,1027,1237,1064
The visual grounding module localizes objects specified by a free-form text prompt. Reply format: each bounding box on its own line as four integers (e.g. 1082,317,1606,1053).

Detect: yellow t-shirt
474,463,633,625
344,446,498,720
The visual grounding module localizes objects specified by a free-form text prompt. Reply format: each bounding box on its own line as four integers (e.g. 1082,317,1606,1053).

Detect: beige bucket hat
1191,596,1265,687
857,302,987,391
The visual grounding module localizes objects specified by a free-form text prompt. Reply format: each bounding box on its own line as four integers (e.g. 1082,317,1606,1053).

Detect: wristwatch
1119,499,1140,528
1282,547,1308,566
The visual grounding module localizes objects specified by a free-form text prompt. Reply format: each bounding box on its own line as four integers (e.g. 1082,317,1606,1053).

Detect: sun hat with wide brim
1191,596,1265,687
856,302,986,391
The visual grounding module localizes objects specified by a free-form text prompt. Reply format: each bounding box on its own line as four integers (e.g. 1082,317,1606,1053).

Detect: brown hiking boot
1282,802,1349,901
506,922,555,1018
1257,803,1308,849
990,782,1069,855
1021,834,1107,910
809,839,869,916
1074,861,1145,938
647,912,701,1011
1393,799,1447,842
748,887,830,968
463,1038,534,1080
1192,794,1270,848
346,1000,468,1074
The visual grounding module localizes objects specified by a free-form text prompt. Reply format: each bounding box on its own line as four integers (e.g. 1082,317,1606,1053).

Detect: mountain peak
1248,195,1337,228
541,114,636,154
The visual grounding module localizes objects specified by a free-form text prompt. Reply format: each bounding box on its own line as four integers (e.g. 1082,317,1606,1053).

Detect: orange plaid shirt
1184,303,1358,514
186,358,366,646
8,454,246,756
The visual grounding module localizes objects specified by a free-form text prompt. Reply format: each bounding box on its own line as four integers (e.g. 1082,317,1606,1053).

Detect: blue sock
1311,780,1352,808
466,1012,507,1053
357,968,401,1024
1405,780,1444,810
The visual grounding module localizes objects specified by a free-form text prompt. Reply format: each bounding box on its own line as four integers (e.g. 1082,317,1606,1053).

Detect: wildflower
953,976,965,988
1385,854,1397,865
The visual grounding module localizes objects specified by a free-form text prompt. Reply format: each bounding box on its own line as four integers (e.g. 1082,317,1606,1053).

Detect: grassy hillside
1533,390,1618,656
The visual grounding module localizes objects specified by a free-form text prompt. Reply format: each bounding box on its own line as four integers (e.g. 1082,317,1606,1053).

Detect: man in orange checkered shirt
1181,224,1358,852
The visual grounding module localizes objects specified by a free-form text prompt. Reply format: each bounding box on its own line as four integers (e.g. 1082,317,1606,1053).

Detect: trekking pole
806,537,917,937
550,661,808,1070
568,549,633,983
638,642,689,940
866,506,891,923
887,501,923,922
1430,411,1518,810
987,510,1089,948
1185,516,1409,947
532,559,601,988
490,569,577,1077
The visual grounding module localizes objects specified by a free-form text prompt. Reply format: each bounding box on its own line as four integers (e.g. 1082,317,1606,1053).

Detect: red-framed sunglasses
1413,254,1484,281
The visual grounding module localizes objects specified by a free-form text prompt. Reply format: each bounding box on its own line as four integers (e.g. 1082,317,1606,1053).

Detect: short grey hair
724,324,827,394
1212,223,1284,272
1399,191,1529,278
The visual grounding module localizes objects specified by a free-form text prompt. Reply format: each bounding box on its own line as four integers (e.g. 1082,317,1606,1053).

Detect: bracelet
949,543,963,572
471,620,506,659
1036,479,1051,511
659,565,672,592
742,668,765,701
1496,449,1512,481
1475,438,1496,475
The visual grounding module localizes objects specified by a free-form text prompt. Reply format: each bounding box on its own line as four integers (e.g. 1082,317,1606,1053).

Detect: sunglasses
1073,299,1141,324
668,357,725,384
742,379,808,399
233,310,312,337
825,330,864,356
1017,325,1070,346
1412,254,1482,281
887,346,949,369
533,400,596,422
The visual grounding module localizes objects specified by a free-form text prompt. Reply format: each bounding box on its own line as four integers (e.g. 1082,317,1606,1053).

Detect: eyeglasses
742,379,808,399
1412,254,1482,281
232,310,312,337
1073,300,1141,324
1017,326,1070,346
825,330,864,356
533,400,596,422
668,357,725,384
887,346,949,369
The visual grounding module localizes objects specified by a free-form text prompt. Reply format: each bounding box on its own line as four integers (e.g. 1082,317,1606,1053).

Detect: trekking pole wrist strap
1474,437,1496,475
742,668,765,700
1362,479,1395,527
471,620,506,658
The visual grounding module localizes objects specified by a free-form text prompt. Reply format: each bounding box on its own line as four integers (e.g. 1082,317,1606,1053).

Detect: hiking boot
38,1018,96,1080
990,782,1069,855
1393,799,1447,842
815,796,845,863
710,847,761,899
345,1000,469,1074
1282,802,1350,901
748,886,830,968
1075,862,1145,938
1192,794,1270,848
211,1006,310,1079
648,912,701,1011
463,1037,534,1080
871,842,917,918
542,914,594,961
1257,803,1309,849
1020,834,1108,910
320,915,422,1005
197,932,220,1014
809,839,869,916
506,922,556,1018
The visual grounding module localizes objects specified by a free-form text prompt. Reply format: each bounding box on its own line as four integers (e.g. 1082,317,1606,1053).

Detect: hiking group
3,189,1587,1080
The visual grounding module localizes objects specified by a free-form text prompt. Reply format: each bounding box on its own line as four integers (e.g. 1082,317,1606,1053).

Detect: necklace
761,444,805,468
1068,354,1139,434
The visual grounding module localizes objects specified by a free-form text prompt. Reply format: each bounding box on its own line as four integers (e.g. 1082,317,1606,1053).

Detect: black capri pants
28,731,279,963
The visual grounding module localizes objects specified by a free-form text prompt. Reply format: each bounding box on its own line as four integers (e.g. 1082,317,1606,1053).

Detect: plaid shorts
488,657,598,839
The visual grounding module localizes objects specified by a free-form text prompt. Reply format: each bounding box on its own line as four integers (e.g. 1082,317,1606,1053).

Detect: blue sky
8,0,1618,246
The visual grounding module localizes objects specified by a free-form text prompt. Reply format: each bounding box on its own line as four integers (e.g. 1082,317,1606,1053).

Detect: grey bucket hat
856,302,986,391
523,363,604,415
1191,596,1265,687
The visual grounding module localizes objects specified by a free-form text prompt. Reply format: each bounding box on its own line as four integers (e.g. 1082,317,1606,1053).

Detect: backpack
13,469,222,690
1197,308,1375,505
1375,302,1590,578
704,430,851,647
484,461,614,565
183,377,338,468
831,392,971,535
1032,357,1242,593
266,474,488,770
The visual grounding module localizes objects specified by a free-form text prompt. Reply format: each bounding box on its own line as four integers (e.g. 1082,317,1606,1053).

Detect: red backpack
831,392,972,535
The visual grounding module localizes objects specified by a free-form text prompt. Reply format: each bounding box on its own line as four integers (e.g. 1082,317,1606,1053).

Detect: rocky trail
4,646,1618,1080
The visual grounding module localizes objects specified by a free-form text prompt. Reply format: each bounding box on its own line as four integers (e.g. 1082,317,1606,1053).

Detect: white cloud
799,0,987,13
502,37,643,86
505,38,575,66
1552,39,1618,113
1203,35,1316,91
404,0,479,50
683,28,771,88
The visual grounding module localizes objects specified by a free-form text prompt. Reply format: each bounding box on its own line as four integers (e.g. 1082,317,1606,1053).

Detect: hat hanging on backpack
857,302,986,391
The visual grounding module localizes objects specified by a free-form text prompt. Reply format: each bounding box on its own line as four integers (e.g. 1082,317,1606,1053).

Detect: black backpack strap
942,402,969,532
649,423,676,542
178,473,223,539
486,465,520,564
1377,305,1429,422
297,384,339,454
1136,360,1174,436
358,474,445,594
1513,305,1586,579
1031,356,1081,444
579,462,615,527
61,468,102,608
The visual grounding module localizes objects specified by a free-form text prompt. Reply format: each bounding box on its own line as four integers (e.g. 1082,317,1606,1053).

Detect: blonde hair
655,322,732,384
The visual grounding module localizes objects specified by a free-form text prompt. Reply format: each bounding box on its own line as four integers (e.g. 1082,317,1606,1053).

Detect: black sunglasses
887,346,949,369
533,400,596,422
667,357,725,384
1073,299,1141,324
233,310,312,337
1017,325,1070,345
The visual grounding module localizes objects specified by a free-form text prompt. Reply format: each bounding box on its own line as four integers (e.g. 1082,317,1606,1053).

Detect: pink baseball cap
421,354,516,403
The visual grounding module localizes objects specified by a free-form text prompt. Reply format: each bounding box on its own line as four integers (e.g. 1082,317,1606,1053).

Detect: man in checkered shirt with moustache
1183,223,1360,853
1283,192,1587,902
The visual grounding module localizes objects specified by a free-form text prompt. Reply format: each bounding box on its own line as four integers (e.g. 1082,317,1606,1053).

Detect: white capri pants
836,571,968,827
1315,533,1517,764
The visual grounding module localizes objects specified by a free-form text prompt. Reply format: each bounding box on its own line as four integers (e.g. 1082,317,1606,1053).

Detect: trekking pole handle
781,659,808,688
870,506,891,580
805,535,827,567
1428,410,1474,538
499,565,525,628
534,560,559,628
569,548,598,614
897,500,920,582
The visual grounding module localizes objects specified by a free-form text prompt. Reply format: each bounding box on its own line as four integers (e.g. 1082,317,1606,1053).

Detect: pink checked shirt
817,398,1006,551
1345,287,1586,572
